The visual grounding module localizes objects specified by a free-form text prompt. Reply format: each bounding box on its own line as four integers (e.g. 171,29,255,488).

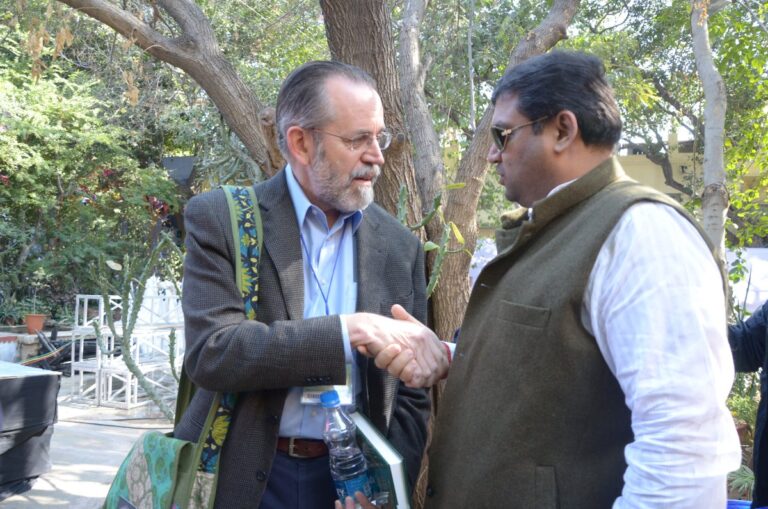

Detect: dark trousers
258,451,337,509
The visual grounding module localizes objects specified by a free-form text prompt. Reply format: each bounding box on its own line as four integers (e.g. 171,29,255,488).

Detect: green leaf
449,222,465,245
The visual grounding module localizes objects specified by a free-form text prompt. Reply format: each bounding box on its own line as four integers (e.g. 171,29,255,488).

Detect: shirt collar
547,179,576,198
285,164,363,233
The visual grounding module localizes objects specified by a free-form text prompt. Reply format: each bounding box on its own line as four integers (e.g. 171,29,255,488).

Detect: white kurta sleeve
583,202,741,509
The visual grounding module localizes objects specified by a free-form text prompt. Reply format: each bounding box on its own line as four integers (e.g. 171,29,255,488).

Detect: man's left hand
334,492,378,509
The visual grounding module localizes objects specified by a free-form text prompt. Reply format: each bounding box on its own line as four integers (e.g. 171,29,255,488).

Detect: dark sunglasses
490,116,549,151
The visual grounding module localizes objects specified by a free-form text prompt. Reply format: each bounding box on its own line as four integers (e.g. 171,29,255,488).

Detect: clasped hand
346,305,448,388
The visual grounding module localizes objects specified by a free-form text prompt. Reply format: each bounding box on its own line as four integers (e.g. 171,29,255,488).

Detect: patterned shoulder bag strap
222,185,264,320
191,185,263,505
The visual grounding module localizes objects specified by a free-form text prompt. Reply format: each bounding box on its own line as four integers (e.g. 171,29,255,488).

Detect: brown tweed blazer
174,169,430,508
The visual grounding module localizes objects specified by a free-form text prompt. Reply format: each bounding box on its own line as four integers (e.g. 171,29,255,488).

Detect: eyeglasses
490,116,549,151
311,128,392,152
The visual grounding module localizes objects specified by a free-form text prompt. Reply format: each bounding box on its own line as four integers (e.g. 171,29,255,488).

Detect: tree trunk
399,0,445,215
398,0,456,344
320,0,424,229
690,0,729,261
56,0,282,176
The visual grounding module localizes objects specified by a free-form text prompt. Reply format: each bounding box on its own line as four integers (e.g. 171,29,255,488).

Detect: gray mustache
351,165,380,181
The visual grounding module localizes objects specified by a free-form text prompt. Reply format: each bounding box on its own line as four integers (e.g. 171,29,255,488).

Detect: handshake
345,305,450,388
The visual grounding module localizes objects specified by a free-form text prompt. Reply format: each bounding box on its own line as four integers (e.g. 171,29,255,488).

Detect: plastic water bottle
321,390,373,504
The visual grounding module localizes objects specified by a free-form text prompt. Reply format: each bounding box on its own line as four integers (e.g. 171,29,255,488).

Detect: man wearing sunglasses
175,61,445,509
372,51,741,509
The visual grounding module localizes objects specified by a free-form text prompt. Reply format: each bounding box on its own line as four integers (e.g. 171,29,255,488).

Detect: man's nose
362,141,386,166
487,142,501,163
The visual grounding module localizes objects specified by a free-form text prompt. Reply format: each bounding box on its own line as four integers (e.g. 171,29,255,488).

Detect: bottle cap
320,390,340,408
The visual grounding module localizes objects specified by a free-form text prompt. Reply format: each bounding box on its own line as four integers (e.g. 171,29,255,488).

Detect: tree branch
584,0,630,35
732,0,768,35
57,0,183,62
424,87,474,138
438,0,581,344
647,72,704,139
691,0,729,254
455,0,581,191
56,0,275,175
156,0,218,51
625,139,691,195
399,0,445,213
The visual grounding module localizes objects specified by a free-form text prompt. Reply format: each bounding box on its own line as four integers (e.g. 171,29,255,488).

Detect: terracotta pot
24,314,47,334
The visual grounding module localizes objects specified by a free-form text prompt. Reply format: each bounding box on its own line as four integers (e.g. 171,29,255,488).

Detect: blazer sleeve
385,241,431,489
729,300,768,373
181,190,347,392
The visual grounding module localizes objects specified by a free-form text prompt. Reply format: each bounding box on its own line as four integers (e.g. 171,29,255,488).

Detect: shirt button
268,414,279,424
426,486,435,497
256,470,267,482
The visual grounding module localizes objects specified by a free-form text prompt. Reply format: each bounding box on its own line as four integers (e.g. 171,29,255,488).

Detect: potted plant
24,268,48,334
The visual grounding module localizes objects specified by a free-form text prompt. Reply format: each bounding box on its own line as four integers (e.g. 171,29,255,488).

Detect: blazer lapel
353,209,390,422
355,210,387,314
256,170,305,320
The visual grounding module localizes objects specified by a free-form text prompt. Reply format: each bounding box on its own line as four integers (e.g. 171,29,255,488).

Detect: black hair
492,51,622,148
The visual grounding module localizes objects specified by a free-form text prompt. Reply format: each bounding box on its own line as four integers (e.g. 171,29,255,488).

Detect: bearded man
175,61,439,509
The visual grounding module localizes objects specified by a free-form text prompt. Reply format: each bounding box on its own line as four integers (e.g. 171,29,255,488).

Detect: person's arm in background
729,299,768,373
586,203,741,509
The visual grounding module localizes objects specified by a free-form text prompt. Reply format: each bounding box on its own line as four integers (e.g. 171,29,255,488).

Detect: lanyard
299,224,347,316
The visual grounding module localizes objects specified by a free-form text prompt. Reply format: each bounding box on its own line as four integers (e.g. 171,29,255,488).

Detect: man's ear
552,110,579,153
285,125,313,167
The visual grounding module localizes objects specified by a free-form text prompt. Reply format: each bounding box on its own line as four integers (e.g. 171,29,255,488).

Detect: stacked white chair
70,278,184,409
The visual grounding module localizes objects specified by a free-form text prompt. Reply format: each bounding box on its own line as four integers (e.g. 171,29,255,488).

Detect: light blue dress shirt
279,166,362,439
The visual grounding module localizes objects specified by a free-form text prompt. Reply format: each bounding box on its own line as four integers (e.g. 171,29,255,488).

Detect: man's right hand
345,305,449,387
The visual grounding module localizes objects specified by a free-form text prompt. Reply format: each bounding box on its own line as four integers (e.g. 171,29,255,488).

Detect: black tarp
0,361,60,500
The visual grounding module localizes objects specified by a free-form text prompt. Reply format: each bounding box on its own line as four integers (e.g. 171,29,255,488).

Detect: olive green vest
424,158,718,509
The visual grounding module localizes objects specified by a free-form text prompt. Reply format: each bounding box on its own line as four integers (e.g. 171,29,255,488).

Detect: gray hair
275,61,377,158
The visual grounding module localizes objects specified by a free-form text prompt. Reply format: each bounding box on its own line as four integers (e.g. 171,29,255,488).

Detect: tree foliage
0,27,177,319
563,0,768,247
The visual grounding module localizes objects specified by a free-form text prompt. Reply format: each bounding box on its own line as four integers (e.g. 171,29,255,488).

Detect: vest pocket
535,466,559,509
499,300,551,329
